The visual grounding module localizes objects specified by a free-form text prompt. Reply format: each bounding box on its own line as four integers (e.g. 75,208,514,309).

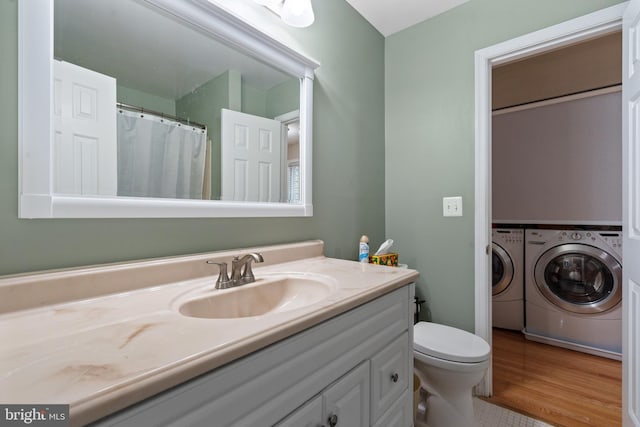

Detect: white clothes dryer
492,228,524,331
524,228,622,360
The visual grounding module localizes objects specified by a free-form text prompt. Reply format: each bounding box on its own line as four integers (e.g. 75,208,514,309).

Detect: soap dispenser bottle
359,235,369,263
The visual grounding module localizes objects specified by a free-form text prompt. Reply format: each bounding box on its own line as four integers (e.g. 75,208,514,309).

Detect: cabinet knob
391,372,399,383
328,413,338,427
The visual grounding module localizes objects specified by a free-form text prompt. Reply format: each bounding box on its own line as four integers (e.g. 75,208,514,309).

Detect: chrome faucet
206,252,264,289
231,253,264,285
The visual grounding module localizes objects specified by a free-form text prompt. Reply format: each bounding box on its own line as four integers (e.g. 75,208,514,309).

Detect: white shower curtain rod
116,102,207,130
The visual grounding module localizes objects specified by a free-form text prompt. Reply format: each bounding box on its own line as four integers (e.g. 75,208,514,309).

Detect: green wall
0,0,385,276
241,82,268,117
385,0,623,331
266,78,301,119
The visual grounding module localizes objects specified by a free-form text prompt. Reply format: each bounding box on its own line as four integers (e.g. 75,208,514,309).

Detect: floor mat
474,398,554,427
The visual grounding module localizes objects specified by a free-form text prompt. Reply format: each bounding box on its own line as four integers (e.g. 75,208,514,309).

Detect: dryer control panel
494,229,523,244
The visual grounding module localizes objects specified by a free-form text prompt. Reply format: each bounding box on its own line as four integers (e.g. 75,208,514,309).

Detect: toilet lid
414,322,490,363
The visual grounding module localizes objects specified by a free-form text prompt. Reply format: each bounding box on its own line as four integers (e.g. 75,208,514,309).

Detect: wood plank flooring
484,328,622,427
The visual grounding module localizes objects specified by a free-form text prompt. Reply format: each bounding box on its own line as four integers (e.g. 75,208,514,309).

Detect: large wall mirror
19,0,319,218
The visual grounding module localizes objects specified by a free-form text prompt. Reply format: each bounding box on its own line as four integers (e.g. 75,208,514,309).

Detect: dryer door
492,243,513,296
534,243,622,314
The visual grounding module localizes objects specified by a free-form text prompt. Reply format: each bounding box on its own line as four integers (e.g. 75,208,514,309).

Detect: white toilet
413,321,491,427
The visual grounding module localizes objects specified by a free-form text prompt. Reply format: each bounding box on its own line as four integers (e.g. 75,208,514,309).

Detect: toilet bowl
413,321,490,427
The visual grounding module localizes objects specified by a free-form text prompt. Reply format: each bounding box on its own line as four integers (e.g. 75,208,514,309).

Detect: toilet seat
414,322,490,363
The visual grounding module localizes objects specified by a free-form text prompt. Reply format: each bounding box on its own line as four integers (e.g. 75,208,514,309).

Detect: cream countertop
0,241,418,426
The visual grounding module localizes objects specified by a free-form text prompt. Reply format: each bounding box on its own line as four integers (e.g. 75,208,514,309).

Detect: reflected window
288,162,300,203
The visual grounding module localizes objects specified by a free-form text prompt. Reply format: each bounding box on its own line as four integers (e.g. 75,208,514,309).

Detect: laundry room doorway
491,31,623,369
472,4,640,426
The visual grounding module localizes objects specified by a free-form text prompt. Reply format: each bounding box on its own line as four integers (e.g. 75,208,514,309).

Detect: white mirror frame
18,0,319,218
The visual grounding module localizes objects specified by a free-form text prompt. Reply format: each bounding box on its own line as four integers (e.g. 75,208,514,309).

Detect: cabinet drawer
370,332,409,421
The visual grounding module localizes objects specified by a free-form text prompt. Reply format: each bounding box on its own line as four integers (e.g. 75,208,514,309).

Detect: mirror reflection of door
221,109,282,202
219,109,301,203
53,60,117,196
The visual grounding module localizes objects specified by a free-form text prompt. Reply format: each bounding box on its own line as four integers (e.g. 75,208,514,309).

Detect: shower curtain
117,109,207,199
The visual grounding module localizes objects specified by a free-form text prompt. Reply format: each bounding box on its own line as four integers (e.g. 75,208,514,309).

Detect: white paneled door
53,60,117,196
221,109,282,202
623,1,640,425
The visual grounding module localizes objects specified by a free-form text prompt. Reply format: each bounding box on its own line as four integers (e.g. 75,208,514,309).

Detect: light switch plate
443,196,463,217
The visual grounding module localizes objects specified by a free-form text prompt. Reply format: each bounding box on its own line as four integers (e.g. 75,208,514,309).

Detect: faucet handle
206,260,232,289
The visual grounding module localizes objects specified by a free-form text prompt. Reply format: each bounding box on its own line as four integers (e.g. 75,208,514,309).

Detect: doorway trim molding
473,2,625,396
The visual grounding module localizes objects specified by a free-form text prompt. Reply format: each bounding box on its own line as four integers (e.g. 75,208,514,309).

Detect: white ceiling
344,0,471,37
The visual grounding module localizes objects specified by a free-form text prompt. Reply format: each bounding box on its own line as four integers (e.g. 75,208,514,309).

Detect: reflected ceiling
54,0,292,100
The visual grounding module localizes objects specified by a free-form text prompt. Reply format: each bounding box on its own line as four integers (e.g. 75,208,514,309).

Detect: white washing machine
492,228,524,331
524,229,622,360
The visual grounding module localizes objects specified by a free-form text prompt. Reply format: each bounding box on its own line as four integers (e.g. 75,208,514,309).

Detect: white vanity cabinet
93,285,414,427
273,395,323,427
276,361,370,427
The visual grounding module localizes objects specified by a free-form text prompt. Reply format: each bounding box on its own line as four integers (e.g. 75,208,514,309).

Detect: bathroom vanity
0,241,418,426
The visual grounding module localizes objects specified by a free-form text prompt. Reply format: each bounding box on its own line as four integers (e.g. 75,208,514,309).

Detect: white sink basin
178,275,335,319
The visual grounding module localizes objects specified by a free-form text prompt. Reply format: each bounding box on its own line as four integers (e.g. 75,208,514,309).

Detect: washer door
534,243,622,314
492,243,513,296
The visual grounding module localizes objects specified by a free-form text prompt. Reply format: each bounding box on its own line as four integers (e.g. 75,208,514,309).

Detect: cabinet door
370,332,409,421
323,362,370,427
372,389,412,427
275,395,323,427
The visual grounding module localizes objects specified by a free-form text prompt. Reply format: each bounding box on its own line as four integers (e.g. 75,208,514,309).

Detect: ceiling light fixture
255,0,315,28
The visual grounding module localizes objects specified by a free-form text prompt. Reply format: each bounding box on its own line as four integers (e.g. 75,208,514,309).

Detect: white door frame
473,3,626,396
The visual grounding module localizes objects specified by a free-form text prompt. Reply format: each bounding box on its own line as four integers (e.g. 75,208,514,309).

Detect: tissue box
369,253,399,267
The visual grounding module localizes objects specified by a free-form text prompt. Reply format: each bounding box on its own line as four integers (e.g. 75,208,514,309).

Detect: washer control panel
557,230,622,251
599,232,623,250
558,231,582,241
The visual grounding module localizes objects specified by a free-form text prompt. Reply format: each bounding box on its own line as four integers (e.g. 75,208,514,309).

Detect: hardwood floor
484,328,622,427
